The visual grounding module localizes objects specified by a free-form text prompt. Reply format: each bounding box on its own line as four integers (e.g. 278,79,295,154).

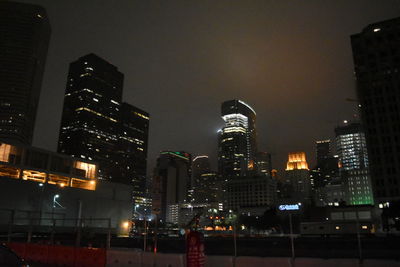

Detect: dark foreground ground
4,234,400,260
111,235,400,259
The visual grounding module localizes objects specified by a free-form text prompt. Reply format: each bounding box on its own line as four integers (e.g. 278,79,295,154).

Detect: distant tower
316,140,331,166
255,152,272,176
152,151,191,222
351,17,400,203
335,122,373,205
0,1,51,144
284,152,311,203
191,156,210,186
218,100,257,178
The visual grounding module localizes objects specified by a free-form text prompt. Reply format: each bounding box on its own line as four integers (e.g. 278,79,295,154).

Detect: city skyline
14,0,400,172
2,2,400,263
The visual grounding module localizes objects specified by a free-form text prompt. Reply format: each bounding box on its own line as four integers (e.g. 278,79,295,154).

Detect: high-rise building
335,122,373,205
283,152,311,203
226,175,276,209
255,152,272,176
57,54,149,196
194,172,219,204
218,100,257,178
351,17,400,203
151,151,191,222
316,140,331,166
191,155,210,188
189,155,219,203
335,123,368,171
0,1,51,145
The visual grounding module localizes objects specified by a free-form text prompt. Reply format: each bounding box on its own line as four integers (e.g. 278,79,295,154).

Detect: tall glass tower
335,122,373,205
0,1,51,145
351,17,400,203
218,99,257,177
57,54,149,198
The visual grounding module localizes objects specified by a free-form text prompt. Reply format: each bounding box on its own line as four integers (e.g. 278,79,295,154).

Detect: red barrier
48,245,76,266
6,242,26,259
5,242,107,267
25,243,49,264
74,247,106,267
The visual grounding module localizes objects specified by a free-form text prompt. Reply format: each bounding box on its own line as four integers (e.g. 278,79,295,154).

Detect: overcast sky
20,0,400,173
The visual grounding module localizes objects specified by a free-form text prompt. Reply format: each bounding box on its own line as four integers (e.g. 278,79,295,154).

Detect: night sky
19,0,400,174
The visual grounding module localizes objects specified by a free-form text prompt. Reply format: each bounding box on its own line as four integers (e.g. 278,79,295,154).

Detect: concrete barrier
154,253,185,267
262,257,292,267
106,248,142,266
294,258,359,267
364,259,400,267
7,242,400,267
236,257,291,267
205,255,234,267
141,252,156,267
236,256,268,267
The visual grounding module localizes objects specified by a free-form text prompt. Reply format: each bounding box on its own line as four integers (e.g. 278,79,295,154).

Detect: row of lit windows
75,107,117,123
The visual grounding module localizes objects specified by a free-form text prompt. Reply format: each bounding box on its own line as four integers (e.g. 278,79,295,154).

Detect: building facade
255,152,272,176
0,141,97,191
57,54,149,199
218,100,257,178
225,176,276,209
351,17,400,203
283,152,311,203
152,151,191,221
335,122,373,205
0,1,51,145
316,140,331,166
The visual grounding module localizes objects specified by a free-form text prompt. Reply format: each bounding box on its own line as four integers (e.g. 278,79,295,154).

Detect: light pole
355,208,363,267
289,213,295,266
52,194,60,219
278,203,301,267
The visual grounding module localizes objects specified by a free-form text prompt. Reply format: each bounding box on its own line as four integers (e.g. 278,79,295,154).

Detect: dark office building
0,1,51,145
152,151,191,221
117,103,149,197
255,151,272,176
218,100,257,178
57,54,149,197
351,18,400,202
316,140,331,166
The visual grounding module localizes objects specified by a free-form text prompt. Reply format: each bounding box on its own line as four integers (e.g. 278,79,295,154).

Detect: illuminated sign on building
278,204,301,211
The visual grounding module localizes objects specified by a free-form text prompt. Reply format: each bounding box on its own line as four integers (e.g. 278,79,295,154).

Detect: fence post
27,216,32,243
75,218,82,247
107,218,111,249
7,210,14,243
50,219,56,244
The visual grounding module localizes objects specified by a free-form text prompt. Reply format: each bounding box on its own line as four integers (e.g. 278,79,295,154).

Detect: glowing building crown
286,152,309,170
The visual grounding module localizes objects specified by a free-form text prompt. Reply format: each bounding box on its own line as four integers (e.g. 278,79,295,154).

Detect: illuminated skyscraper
351,17,400,202
57,54,149,197
335,122,373,205
284,152,311,202
218,99,257,177
0,1,51,145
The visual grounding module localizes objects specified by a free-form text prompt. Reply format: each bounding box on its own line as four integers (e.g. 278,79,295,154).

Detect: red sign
186,231,205,267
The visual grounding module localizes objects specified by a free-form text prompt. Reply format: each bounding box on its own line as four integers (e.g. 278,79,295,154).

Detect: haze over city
21,0,400,171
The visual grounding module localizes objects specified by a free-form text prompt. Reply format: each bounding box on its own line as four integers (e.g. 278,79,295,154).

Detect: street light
53,194,60,208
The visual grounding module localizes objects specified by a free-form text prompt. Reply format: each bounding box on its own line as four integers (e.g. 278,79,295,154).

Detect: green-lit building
335,122,374,205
